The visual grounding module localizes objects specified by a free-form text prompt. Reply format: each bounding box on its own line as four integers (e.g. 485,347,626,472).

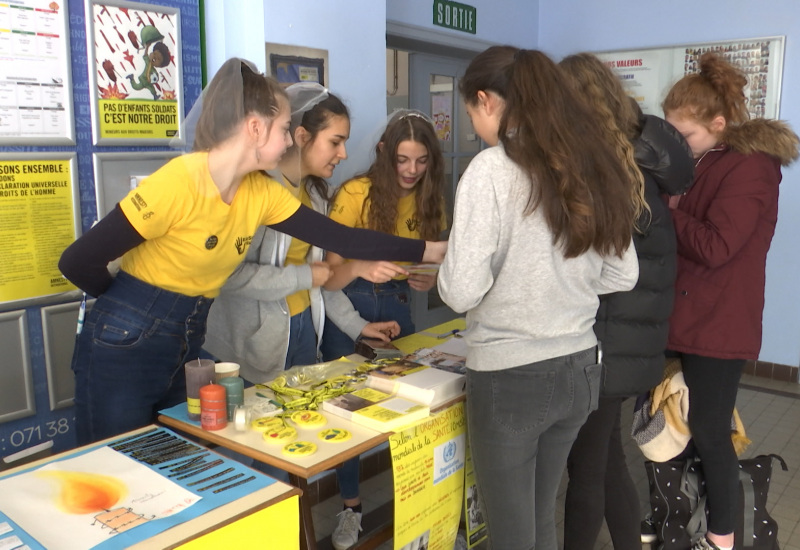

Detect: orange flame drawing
38,471,127,514
98,83,129,100
160,89,176,100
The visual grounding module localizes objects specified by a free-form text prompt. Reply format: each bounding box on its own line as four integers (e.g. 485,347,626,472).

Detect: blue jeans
466,347,600,550
285,307,319,369
72,271,212,446
320,278,414,361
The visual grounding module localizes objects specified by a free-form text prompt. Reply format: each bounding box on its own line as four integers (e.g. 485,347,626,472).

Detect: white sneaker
332,508,362,550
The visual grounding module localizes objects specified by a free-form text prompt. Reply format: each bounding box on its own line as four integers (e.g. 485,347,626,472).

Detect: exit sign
433,0,476,34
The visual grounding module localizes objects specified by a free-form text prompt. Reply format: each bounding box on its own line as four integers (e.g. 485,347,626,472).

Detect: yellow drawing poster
390,402,466,550
0,158,77,303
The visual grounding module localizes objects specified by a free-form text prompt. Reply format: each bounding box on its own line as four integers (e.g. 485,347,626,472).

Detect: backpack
645,453,787,550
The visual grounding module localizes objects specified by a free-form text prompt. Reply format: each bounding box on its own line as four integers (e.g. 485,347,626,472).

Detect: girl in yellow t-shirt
320,110,447,360
58,60,446,446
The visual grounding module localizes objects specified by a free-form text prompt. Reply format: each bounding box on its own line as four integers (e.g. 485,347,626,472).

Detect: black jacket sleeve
269,204,426,262
58,204,145,297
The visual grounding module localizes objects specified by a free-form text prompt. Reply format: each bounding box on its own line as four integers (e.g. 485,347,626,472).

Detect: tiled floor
312,373,800,549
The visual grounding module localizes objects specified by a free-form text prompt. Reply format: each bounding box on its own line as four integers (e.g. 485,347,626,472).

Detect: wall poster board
595,36,784,119
85,0,184,145
0,0,75,146
265,42,329,88
0,153,80,308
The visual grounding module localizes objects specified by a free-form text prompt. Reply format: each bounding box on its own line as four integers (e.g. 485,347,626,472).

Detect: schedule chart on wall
0,0,72,143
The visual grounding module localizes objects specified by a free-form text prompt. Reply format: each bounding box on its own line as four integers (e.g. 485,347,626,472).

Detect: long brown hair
459,46,635,258
559,53,649,232
282,91,349,201
349,112,445,240
662,52,749,128
193,59,287,151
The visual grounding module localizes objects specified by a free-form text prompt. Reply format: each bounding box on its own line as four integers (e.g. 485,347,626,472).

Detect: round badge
263,425,297,444
282,441,317,457
251,416,284,432
318,428,352,442
291,410,327,428
205,235,218,249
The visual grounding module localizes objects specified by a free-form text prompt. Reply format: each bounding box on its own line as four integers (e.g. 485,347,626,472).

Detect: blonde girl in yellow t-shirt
320,110,446,360
59,60,446,446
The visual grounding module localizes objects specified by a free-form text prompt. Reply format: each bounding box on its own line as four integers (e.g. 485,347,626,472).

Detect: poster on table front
85,0,183,146
595,36,784,120
0,153,79,306
390,402,466,550
0,0,75,145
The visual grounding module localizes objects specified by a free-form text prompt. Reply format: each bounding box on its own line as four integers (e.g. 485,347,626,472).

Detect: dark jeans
564,397,640,550
467,347,600,550
678,352,745,535
72,271,212,446
320,278,415,361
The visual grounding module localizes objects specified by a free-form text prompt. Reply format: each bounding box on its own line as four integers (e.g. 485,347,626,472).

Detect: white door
408,52,483,328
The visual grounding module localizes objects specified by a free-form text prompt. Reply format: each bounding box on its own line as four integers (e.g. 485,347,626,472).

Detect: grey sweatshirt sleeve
437,154,500,313
217,227,313,302
322,289,368,341
592,239,639,295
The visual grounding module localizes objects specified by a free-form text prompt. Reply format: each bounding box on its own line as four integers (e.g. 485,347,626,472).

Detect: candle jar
200,383,227,430
218,376,244,421
185,358,215,421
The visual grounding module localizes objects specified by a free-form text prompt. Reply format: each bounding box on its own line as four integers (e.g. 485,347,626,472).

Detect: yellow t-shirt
329,177,437,279
283,182,312,316
119,152,301,298
329,177,422,237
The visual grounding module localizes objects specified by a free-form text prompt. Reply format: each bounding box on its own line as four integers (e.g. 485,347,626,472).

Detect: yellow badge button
291,410,327,428
251,416,284,432
283,441,317,457
318,428,352,442
263,425,297,444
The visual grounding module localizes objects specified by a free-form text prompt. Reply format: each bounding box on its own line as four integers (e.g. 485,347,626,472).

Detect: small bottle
199,383,227,430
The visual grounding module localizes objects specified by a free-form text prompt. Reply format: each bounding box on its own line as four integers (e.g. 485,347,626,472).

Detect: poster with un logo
390,402,466,550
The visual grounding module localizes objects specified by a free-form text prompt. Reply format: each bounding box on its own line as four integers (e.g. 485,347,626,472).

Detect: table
159,379,392,550
0,425,302,550
159,319,467,550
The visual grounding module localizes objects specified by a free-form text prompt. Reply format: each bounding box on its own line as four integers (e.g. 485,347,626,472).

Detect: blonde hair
559,53,650,232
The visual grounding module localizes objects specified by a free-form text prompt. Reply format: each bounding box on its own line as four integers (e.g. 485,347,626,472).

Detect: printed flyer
390,402,466,550
0,157,78,304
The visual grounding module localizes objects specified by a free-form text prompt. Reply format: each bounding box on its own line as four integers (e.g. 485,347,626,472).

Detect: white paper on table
432,335,468,357
0,446,200,550
0,534,23,550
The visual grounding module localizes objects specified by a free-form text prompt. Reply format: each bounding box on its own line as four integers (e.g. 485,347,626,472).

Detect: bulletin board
0,0,76,146
595,35,784,119
0,153,81,308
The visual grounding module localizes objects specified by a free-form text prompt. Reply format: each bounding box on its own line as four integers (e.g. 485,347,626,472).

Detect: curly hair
350,113,445,240
459,46,636,258
662,52,749,129
559,53,650,233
